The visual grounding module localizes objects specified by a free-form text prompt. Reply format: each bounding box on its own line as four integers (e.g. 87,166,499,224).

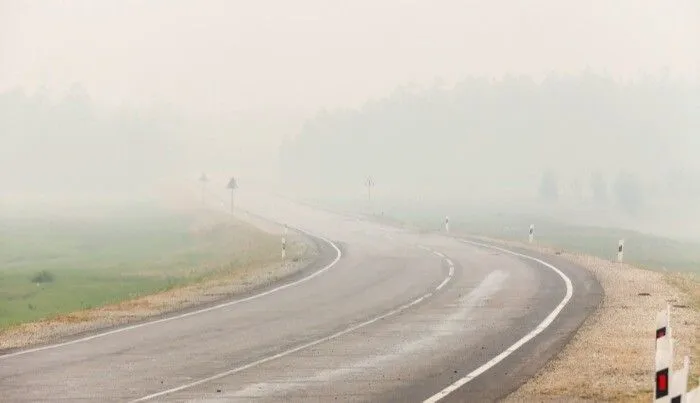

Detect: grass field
305,197,700,274
445,213,700,274
0,207,280,329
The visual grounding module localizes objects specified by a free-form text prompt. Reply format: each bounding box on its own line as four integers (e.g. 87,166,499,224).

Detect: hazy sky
1,0,698,116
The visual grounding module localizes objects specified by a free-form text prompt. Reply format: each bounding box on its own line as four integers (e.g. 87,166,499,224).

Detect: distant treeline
280,73,700,215
0,84,187,195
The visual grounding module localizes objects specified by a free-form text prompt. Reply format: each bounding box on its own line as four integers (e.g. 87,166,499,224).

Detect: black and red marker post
655,306,673,402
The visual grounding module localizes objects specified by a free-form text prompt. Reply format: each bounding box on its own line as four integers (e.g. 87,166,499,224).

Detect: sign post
227,177,238,214
199,173,208,205
365,176,375,206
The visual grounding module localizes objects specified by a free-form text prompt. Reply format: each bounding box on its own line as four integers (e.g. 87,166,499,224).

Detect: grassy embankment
0,207,281,330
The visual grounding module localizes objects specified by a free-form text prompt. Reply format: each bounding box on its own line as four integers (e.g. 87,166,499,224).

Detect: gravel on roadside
475,237,700,402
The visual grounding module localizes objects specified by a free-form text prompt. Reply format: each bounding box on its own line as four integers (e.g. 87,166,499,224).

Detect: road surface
0,193,601,402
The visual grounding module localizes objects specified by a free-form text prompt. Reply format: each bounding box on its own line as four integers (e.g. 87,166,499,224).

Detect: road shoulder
483,238,700,402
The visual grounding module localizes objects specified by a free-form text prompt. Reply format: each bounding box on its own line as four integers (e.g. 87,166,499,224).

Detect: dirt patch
0,232,317,351
475,237,700,402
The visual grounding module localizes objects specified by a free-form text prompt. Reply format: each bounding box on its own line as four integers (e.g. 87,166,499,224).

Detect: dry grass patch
665,271,700,384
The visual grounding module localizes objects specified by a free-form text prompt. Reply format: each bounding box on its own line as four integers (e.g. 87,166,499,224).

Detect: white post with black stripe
656,305,670,340
281,224,288,261
670,356,690,403
617,239,625,262
655,307,673,403
445,216,450,233
528,224,534,244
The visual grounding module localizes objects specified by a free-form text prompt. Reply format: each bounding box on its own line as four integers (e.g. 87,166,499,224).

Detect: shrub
31,270,55,284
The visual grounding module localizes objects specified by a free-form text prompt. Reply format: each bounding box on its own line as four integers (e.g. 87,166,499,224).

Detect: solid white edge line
447,259,455,276
130,246,455,402
430,251,454,292
435,278,450,292
435,261,453,291
0,227,341,360
422,239,574,403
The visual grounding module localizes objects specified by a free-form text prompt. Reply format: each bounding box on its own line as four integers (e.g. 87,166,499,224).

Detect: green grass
302,196,700,274
444,213,700,273
0,207,279,329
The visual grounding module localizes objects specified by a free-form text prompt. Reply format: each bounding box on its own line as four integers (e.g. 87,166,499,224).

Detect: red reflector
656,369,669,398
656,327,666,339
658,374,667,390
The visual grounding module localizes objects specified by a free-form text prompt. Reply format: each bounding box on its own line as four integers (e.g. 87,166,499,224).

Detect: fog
1,1,699,239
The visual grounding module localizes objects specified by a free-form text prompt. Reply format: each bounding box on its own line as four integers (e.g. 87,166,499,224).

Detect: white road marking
130,247,456,402
435,259,454,291
225,270,506,400
435,277,450,292
423,239,574,403
0,228,341,360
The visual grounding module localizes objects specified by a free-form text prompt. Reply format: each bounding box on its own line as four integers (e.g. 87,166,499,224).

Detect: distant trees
613,172,645,215
539,170,559,202
590,171,608,205
279,72,699,208
0,85,187,195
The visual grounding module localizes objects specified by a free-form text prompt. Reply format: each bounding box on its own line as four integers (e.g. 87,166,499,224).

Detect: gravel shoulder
0,213,318,352
476,237,700,402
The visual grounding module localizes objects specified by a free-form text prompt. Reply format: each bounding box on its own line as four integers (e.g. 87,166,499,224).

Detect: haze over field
1,0,699,238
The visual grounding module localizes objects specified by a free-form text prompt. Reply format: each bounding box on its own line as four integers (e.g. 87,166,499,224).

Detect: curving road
0,193,601,402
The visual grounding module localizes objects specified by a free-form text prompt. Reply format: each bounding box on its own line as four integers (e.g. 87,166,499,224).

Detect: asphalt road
0,193,602,402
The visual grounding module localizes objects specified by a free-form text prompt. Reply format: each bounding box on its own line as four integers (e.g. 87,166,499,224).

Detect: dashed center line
130,245,455,402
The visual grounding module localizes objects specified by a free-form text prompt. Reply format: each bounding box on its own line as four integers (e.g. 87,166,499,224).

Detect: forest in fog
280,73,700,223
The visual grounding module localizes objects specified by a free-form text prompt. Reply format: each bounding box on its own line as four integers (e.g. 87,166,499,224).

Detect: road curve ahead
0,193,601,402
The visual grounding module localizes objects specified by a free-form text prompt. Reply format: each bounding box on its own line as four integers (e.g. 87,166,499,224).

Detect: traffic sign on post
199,173,208,205
227,177,238,214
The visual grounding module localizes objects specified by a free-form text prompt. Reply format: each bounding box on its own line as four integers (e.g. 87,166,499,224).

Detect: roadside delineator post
653,305,700,403
282,224,289,261
445,216,450,233
670,356,691,403
655,308,673,402
656,305,670,340
529,224,534,243
617,239,624,262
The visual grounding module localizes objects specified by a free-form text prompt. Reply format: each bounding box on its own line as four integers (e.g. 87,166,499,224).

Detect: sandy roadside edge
468,237,700,402
0,216,320,352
